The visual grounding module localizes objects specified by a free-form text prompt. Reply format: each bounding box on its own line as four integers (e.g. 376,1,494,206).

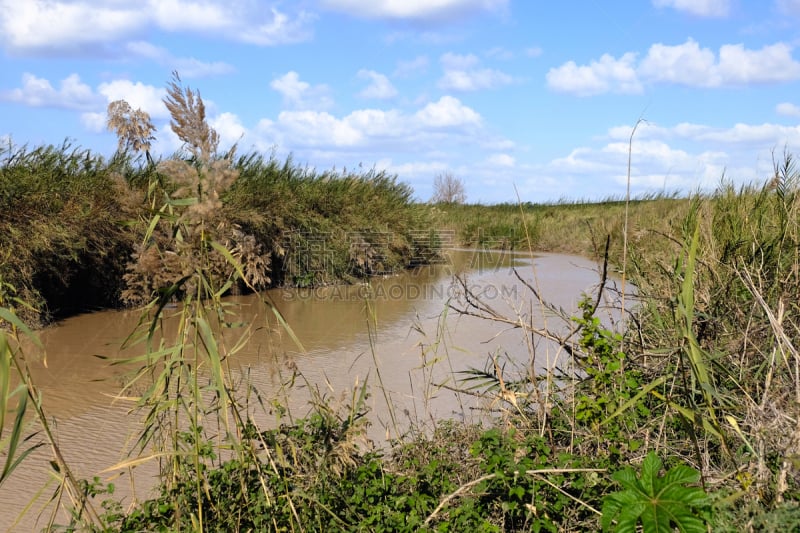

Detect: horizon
3,1,800,203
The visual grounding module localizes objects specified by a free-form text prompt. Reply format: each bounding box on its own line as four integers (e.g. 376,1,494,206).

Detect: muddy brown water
0,251,621,531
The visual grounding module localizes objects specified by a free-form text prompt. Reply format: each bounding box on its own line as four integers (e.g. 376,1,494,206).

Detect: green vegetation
2,73,800,531
431,194,689,258
0,94,429,325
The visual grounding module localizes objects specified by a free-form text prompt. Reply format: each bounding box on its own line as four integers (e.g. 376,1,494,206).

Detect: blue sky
3,0,800,203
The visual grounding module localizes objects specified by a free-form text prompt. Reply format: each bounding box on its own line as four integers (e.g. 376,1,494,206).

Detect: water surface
0,250,620,531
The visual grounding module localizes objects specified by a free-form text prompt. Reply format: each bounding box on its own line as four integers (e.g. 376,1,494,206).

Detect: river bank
3,80,799,529
0,142,435,327
1,250,614,531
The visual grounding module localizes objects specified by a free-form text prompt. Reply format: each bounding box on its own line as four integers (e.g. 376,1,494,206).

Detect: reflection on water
0,250,619,531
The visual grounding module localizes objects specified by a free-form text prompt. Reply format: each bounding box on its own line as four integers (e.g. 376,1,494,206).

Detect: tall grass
432,160,800,529
0,146,431,327
0,141,147,323
5,72,800,530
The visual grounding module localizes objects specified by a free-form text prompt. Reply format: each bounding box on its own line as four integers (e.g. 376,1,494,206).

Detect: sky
3,0,800,203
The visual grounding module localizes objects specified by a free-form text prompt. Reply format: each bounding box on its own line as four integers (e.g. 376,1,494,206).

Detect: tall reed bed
430,165,800,530
0,139,430,327
0,142,146,323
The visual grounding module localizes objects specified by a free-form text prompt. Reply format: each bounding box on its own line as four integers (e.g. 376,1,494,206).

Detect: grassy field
430,194,691,260
2,75,799,531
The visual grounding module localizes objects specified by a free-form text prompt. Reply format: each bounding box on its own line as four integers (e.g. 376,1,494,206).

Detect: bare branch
431,171,466,204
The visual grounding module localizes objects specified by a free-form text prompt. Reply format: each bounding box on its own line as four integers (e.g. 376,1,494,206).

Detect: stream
0,250,620,531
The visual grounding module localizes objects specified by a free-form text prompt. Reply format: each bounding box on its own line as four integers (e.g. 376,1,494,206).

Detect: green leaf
0,308,43,349
1,388,33,485
602,452,710,533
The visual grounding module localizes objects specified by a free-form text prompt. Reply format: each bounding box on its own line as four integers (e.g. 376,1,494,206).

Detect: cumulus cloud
438,52,514,91
652,0,731,17
0,0,313,55
252,95,484,153
211,112,248,148
2,73,100,110
97,80,169,118
682,123,800,145
270,71,334,110
641,40,800,86
777,102,800,117
319,0,508,21
80,112,107,133
548,39,800,95
357,70,398,99
637,40,715,85
149,0,233,32
2,72,173,131
548,138,733,194
546,53,641,96
415,96,482,127
609,119,800,147
546,118,800,199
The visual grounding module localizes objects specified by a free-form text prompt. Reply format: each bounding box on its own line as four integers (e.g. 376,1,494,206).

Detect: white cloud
641,40,800,87
441,52,480,71
546,53,641,96
80,112,107,133
0,0,145,53
0,0,313,54
549,39,800,96
610,120,800,147
243,94,489,170
487,153,515,166
270,71,333,110
2,73,171,120
273,111,365,147
777,102,800,117
638,40,715,85
211,112,248,148
716,43,800,84
547,119,800,199
357,70,398,99
438,52,514,91
652,0,731,17
126,42,234,77
149,0,232,31
346,109,404,135
415,96,482,127
319,0,508,21
548,138,734,195
385,160,448,178
684,123,800,145
2,73,100,110
394,55,429,77
97,80,168,118
236,7,315,46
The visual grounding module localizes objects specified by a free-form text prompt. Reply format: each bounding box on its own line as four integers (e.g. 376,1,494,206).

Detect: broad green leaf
602,452,710,533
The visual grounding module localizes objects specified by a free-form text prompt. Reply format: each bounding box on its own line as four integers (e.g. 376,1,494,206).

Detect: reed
5,73,800,529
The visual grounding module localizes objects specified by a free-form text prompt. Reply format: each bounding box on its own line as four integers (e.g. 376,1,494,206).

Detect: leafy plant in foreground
601,452,711,532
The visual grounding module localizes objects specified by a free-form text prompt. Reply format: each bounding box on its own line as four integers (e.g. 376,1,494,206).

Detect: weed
602,452,711,532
